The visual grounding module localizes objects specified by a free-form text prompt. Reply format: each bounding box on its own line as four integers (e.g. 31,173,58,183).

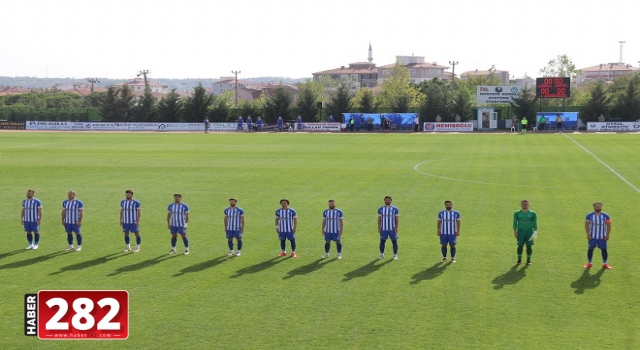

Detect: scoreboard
536,77,571,98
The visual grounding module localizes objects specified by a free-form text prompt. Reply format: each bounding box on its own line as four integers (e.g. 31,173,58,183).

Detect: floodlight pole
87,78,99,94
448,61,458,101
232,70,241,107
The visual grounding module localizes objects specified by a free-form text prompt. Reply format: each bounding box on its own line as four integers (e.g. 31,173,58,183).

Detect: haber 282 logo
25,290,129,340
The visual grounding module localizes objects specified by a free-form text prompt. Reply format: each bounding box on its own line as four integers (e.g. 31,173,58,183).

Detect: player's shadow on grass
108,254,176,276
342,259,392,282
570,268,605,295
283,258,336,280
0,251,65,270
410,262,450,284
50,252,126,275
492,265,528,289
230,257,286,278
173,255,228,277
0,249,28,261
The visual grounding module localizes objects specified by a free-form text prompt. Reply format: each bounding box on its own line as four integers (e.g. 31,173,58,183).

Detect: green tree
134,90,157,122
263,86,294,123
418,78,450,121
296,83,320,121
539,54,580,79
379,63,424,112
209,91,233,122
325,84,353,122
610,74,640,121
182,83,214,122
354,88,379,113
510,86,539,127
451,86,474,121
239,99,262,120
156,89,183,122
100,87,120,122
579,80,610,123
117,85,136,122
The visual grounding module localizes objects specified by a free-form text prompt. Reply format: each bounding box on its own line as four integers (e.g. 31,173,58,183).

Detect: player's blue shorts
440,234,457,245
122,223,139,233
24,221,39,232
170,226,186,235
380,230,398,240
279,232,295,241
226,230,242,239
588,238,607,249
64,223,81,234
324,232,341,241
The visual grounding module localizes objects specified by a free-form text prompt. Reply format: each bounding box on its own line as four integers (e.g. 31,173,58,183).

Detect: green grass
1,131,640,349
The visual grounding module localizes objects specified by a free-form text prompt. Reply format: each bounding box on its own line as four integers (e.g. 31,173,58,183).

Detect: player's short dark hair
444,200,452,205
328,199,335,203
593,202,603,206
384,196,392,200
280,199,289,204
521,199,528,203
174,194,182,198
229,197,237,201
125,190,134,195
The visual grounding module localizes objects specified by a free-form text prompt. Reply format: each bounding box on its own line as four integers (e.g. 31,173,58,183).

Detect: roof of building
580,62,639,72
313,62,378,75
461,69,507,76
378,62,449,69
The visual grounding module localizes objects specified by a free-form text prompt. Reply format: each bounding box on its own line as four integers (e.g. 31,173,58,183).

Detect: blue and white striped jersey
438,210,460,235
323,209,343,234
276,208,297,233
586,212,611,239
22,198,42,222
121,199,141,224
62,199,84,224
378,206,399,231
168,203,189,227
225,207,244,231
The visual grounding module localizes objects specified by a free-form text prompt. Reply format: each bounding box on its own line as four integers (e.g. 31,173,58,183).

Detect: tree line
2,56,639,124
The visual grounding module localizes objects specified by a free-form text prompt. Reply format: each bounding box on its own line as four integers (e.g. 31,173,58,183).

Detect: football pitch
1,131,639,349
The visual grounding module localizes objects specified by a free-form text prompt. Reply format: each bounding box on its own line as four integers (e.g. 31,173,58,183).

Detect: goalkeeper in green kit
513,199,537,265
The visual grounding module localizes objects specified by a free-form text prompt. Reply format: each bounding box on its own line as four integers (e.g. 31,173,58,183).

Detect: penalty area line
563,134,640,194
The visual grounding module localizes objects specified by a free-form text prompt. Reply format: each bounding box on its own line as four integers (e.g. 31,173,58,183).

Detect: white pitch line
564,134,640,194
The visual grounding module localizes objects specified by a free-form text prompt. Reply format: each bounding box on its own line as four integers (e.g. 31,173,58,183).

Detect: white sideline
564,134,640,194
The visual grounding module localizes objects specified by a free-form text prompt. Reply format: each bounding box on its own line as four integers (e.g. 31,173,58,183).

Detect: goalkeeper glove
529,231,537,241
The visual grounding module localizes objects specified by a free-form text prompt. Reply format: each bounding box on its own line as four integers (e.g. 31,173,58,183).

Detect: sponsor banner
301,122,341,132
587,122,640,132
158,123,204,131
205,123,237,131
423,122,474,132
0,121,26,130
477,86,521,104
114,123,158,131
26,121,72,130
84,122,116,131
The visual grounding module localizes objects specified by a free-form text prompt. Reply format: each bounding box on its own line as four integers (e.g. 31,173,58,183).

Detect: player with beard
437,200,460,262
224,198,244,256
322,199,344,259
378,196,399,260
584,202,612,269
22,189,43,249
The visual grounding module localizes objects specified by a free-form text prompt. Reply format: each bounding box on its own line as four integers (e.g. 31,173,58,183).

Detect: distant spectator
349,117,354,132
257,117,263,132
521,117,528,134
598,114,606,122
556,114,563,132
382,117,390,134
435,115,442,122
367,117,373,131
246,115,253,132
277,116,283,132
296,115,303,131
455,115,461,122
328,115,334,123
511,116,518,132
203,117,210,133
414,116,419,132
237,116,244,132
538,115,546,131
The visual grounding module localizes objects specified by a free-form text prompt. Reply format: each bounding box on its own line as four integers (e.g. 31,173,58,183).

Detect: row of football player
21,190,613,268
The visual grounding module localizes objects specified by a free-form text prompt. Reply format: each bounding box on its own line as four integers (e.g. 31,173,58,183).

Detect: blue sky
1,0,637,80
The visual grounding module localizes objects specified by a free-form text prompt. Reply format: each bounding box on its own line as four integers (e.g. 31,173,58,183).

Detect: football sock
171,237,177,247
125,235,130,244
517,245,524,257
237,240,242,251
77,234,83,245
451,248,456,258
34,233,40,244
337,243,342,254
325,243,330,253
526,245,532,258
67,234,73,245
228,241,234,250
601,249,608,263
391,240,398,254
379,239,386,253
27,233,33,245
280,240,286,251
182,236,189,248
290,239,296,252
136,235,141,245
441,247,447,258
587,248,594,262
